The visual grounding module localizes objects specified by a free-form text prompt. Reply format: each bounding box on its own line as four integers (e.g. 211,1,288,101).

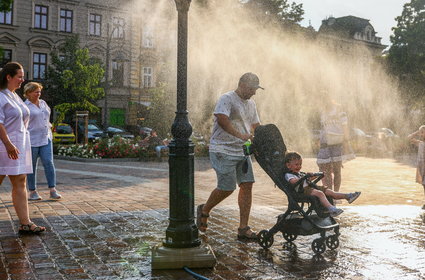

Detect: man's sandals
18,223,46,234
196,204,209,232
237,226,258,240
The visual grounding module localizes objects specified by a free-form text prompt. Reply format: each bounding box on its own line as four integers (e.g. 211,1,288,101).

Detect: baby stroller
248,124,340,254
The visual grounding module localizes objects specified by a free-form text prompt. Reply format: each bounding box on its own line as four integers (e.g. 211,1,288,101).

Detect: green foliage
141,83,175,139
0,0,13,12
242,0,304,26
44,35,104,123
388,0,425,106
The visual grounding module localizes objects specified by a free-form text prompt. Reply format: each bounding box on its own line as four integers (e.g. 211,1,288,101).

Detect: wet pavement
0,156,424,279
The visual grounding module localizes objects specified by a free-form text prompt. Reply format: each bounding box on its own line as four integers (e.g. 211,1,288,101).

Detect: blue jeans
27,139,56,191
155,145,168,158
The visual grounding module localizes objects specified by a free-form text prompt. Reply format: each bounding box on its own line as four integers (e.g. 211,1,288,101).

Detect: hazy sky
297,0,408,46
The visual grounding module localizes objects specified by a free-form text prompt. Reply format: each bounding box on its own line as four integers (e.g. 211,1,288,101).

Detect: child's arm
408,131,421,145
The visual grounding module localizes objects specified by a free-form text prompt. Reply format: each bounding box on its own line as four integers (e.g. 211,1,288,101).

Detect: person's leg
198,152,237,232
318,163,333,190
9,174,31,224
332,161,343,192
0,175,5,185
311,189,333,208
198,189,233,232
238,182,253,230
39,140,58,194
422,184,425,209
27,146,40,192
155,146,162,158
324,188,349,200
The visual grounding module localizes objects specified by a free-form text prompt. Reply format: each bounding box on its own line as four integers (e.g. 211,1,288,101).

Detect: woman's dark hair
0,62,23,89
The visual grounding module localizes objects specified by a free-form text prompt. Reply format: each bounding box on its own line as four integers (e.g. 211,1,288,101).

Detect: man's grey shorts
210,152,255,191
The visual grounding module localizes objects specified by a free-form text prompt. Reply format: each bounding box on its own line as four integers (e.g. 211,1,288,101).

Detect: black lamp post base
151,243,216,269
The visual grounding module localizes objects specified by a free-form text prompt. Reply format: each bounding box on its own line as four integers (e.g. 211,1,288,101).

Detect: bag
326,132,344,146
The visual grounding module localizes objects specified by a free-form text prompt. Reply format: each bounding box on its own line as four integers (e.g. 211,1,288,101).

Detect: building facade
317,15,386,56
0,0,170,127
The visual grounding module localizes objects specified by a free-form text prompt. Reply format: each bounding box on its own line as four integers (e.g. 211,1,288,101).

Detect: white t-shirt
209,91,260,156
25,99,52,147
319,106,348,143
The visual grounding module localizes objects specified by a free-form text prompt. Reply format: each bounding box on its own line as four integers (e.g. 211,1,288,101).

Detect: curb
54,155,141,162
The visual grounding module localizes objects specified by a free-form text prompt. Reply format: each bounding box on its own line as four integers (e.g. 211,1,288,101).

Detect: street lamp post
103,22,127,134
103,23,111,134
151,0,216,269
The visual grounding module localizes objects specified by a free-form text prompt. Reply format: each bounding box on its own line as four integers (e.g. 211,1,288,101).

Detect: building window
143,67,153,88
89,14,101,36
0,49,12,68
60,9,73,33
34,5,48,29
112,60,124,86
33,53,47,80
0,3,12,25
143,27,153,48
112,17,125,39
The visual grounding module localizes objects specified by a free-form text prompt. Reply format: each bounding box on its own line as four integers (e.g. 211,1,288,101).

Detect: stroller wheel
325,235,339,250
312,238,326,254
282,232,297,242
258,230,274,249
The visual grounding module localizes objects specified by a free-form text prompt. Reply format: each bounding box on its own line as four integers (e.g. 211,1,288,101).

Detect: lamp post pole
165,0,198,248
103,23,111,133
151,0,216,269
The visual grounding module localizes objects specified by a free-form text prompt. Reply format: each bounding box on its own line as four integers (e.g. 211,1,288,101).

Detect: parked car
52,123,76,144
76,122,105,142
126,125,152,139
350,128,373,153
374,127,400,154
106,126,134,139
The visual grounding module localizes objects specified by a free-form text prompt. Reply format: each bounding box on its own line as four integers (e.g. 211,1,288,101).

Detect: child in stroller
251,124,360,253
284,152,361,217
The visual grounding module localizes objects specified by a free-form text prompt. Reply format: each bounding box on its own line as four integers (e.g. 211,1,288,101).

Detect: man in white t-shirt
197,73,263,240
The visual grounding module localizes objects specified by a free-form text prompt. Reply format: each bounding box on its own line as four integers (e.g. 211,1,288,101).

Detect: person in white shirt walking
197,73,263,240
24,82,61,200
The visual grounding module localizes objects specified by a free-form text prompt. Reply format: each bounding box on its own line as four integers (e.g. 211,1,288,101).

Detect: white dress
0,89,32,175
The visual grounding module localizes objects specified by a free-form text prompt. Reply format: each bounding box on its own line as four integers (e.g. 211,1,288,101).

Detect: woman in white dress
0,62,46,233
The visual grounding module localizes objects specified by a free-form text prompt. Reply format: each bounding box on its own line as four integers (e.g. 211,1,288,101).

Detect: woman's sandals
196,204,209,232
18,223,46,234
237,226,258,240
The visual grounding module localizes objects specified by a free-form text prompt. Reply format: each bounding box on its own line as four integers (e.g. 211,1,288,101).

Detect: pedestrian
197,72,263,240
316,91,354,193
284,152,361,217
0,62,46,233
142,129,169,159
24,82,61,200
407,125,425,209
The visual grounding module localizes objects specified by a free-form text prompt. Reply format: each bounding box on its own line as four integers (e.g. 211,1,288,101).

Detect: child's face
286,159,302,173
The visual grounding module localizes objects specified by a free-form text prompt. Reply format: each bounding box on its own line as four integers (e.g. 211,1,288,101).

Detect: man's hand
240,134,253,141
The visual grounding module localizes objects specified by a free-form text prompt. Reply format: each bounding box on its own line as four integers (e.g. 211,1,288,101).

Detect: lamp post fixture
151,0,216,269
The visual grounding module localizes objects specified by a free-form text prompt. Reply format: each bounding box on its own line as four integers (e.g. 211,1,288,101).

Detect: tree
0,0,13,12
44,36,104,123
388,0,425,104
142,83,175,139
242,0,304,27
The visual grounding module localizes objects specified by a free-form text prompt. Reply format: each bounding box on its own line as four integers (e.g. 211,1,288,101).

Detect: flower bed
55,135,209,159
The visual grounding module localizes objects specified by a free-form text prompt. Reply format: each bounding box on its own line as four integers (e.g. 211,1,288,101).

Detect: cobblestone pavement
0,156,424,279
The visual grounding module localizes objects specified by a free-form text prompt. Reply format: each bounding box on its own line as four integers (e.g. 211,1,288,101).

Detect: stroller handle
304,172,325,181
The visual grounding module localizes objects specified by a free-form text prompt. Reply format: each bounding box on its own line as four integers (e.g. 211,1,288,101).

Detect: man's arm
216,114,252,141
